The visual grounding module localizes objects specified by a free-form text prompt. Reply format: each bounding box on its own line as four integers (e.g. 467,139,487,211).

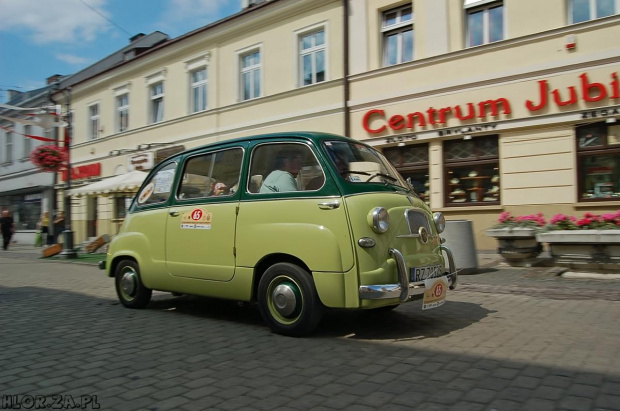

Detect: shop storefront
353,68,620,249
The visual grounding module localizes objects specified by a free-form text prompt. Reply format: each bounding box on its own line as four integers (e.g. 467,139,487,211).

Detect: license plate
410,265,442,282
422,277,448,310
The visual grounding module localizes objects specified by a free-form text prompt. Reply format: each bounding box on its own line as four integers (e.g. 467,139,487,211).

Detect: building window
116,94,129,132
444,136,500,206
89,104,99,140
23,125,32,159
299,29,325,86
114,196,131,219
569,0,617,23
5,130,13,163
383,143,430,204
382,5,413,66
577,121,620,201
150,82,164,124
466,1,504,47
190,68,208,113
240,50,261,101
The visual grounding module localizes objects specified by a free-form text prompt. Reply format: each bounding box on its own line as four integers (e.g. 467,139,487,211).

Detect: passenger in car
260,148,303,193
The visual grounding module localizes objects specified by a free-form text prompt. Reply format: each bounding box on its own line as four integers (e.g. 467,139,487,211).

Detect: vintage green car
101,132,456,336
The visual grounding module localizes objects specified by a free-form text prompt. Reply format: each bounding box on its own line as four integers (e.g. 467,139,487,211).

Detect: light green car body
104,132,456,320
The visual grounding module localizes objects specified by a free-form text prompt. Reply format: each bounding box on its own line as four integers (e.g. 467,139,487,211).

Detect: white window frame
23,125,32,159
150,82,165,124
297,24,327,87
238,45,262,101
116,93,130,133
145,69,166,125
190,67,208,113
88,103,100,140
381,5,414,67
465,1,504,47
567,0,619,23
5,130,13,163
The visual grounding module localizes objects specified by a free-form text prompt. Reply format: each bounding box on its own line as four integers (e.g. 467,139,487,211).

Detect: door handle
169,210,180,217
318,201,340,210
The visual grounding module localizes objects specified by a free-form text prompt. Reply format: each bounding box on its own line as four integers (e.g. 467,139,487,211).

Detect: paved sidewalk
1,243,106,265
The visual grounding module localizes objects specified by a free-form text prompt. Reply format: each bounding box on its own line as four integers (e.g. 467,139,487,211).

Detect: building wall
55,0,620,249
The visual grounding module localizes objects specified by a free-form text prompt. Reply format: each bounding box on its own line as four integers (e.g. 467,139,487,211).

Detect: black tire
257,263,323,337
114,260,152,309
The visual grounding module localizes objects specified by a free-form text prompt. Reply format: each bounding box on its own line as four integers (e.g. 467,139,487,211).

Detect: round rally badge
138,182,155,204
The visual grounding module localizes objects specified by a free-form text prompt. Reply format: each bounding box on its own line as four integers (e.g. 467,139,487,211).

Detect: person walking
53,211,66,244
1,209,15,250
38,211,51,245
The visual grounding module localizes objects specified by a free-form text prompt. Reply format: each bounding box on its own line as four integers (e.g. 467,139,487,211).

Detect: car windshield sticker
154,169,175,194
181,208,212,230
137,182,155,204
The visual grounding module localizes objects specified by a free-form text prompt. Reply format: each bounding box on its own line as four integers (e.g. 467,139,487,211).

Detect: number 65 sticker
422,277,448,310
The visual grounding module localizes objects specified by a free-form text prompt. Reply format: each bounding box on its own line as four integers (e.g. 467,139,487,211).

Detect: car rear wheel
258,263,323,337
115,260,152,308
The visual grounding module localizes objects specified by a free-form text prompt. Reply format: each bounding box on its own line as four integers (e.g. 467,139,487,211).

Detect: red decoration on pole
29,145,68,172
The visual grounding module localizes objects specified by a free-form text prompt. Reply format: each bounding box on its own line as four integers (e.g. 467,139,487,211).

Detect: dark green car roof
173,131,355,158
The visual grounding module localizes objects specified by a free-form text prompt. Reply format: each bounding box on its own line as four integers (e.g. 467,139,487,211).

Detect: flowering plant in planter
546,211,620,230
491,212,547,229
30,145,68,172
486,212,546,266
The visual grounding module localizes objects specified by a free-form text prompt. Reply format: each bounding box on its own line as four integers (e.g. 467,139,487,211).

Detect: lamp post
59,87,77,259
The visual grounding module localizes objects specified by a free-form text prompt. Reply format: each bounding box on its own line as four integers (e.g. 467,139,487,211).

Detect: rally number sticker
422,277,448,310
137,183,155,204
180,208,212,229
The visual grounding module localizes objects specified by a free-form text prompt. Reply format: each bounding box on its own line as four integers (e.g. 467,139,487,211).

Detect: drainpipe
343,0,350,137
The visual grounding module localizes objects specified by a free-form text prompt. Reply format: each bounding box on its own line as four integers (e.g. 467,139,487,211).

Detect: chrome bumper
359,245,458,302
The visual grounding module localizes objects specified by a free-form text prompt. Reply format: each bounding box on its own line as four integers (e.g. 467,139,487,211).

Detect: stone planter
485,228,543,267
536,230,620,272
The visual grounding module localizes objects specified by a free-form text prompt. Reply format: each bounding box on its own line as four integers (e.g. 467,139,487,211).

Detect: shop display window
444,136,499,206
383,143,429,204
577,122,620,201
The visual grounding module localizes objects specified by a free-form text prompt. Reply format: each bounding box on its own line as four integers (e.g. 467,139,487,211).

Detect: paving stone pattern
1,252,619,411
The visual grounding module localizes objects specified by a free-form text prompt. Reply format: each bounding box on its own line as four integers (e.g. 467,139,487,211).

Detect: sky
0,0,242,102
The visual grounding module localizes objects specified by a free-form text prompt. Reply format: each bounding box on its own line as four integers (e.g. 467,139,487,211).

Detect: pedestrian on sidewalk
37,211,51,246
53,211,66,245
1,208,15,250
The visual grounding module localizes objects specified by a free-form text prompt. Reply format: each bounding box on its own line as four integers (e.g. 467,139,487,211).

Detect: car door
165,146,244,281
235,141,354,273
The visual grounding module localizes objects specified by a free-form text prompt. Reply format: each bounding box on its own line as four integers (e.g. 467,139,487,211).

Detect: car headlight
433,212,446,234
368,207,389,233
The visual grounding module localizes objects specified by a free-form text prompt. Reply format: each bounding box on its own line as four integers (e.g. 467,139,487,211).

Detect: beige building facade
52,0,620,249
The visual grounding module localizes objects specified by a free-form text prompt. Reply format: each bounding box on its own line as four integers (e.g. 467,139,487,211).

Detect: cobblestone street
1,251,619,410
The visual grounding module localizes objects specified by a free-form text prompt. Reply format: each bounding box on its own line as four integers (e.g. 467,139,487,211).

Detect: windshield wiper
343,170,371,176
365,173,398,183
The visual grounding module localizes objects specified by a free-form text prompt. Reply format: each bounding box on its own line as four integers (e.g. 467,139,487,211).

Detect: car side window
248,143,324,193
178,147,243,200
136,162,177,206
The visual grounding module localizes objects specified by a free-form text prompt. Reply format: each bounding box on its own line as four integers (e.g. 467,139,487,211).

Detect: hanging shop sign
61,163,101,181
363,71,620,135
128,152,154,171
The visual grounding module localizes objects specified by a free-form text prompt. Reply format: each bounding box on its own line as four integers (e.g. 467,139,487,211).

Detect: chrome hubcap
120,270,137,298
271,282,298,317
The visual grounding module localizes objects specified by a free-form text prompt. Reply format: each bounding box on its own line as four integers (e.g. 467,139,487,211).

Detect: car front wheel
115,260,152,309
258,263,323,337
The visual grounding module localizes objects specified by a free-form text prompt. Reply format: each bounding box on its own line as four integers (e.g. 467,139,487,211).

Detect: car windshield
323,140,409,190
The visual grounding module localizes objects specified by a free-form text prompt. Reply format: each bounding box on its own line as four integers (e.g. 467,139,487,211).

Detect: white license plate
410,265,442,282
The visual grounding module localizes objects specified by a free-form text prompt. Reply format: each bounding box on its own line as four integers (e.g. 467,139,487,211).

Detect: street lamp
57,87,77,259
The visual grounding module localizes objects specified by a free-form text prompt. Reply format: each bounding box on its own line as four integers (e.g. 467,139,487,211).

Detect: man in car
260,148,303,193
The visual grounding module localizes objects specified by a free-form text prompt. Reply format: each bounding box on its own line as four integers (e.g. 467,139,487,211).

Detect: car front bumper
358,245,457,302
